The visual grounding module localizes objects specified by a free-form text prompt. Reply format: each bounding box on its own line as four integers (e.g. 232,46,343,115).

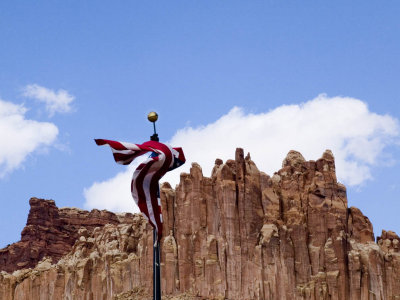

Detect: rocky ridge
0,197,136,273
0,148,399,299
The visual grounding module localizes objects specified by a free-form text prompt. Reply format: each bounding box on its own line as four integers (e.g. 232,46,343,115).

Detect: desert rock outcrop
1,148,399,299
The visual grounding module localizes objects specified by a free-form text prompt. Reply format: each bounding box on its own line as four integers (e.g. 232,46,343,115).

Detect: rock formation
1,148,399,299
0,198,135,274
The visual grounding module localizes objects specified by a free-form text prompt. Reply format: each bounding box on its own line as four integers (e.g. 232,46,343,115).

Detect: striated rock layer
1,149,400,299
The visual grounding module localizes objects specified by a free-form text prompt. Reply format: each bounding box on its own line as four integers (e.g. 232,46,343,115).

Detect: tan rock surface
1,148,400,299
0,197,133,274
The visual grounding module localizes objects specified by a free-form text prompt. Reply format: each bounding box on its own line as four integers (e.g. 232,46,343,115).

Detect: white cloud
23,84,74,117
83,157,146,213
84,164,138,212
0,98,59,177
83,95,399,213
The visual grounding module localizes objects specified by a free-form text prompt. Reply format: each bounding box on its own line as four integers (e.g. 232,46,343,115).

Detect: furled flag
95,139,185,239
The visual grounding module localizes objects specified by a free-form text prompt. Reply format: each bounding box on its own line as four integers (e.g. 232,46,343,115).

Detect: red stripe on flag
95,139,128,150
133,161,154,229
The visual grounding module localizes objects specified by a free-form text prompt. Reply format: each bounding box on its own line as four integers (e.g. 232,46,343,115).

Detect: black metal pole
149,116,161,300
153,229,161,300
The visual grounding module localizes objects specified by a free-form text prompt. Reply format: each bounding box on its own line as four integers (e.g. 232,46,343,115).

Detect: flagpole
148,111,161,300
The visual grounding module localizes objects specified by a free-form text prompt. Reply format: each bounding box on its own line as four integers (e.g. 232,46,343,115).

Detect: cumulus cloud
84,164,137,212
0,98,59,177
84,95,399,212
23,84,74,117
83,158,146,213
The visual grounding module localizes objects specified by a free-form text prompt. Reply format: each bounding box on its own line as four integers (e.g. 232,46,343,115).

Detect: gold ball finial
147,111,158,123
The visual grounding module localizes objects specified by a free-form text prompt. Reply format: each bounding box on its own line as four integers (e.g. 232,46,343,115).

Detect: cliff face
0,198,135,273
1,149,399,300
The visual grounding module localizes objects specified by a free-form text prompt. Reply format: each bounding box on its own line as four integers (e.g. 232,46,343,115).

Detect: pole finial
147,112,159,141
147,111,158,123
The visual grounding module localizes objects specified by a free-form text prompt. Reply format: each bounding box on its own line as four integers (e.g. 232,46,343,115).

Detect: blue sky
0,1,399,247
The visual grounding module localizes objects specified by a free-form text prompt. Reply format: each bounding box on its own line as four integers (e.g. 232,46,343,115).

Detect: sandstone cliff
0,149,399,300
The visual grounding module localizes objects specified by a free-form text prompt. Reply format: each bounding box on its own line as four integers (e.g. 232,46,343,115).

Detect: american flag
95,139,185,239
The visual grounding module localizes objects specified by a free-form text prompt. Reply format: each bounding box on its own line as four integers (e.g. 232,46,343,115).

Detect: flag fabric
95,139,185,239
